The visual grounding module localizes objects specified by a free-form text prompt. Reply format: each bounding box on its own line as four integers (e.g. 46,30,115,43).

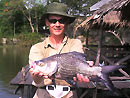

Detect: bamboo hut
75,0,130,63
73,0,130,97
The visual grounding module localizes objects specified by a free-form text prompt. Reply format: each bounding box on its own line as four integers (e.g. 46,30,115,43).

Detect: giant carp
30,51,124,92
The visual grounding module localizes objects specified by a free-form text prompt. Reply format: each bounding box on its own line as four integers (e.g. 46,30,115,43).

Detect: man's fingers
87,61,94,67
74,74,90,82
83,76,90,82
73,77,77,81
77,74,84,82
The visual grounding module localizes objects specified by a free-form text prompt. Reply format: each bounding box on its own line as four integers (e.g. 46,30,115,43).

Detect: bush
15,32,45,47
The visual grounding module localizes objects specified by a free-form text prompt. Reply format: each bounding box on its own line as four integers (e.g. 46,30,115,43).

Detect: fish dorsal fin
68,51,87,61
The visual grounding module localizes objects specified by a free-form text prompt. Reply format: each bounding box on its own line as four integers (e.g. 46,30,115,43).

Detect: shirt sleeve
29,43,44,65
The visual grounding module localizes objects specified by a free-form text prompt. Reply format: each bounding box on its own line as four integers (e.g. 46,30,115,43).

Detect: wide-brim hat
41,2,76,24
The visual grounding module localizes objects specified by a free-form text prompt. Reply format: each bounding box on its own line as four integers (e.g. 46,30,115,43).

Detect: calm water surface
0,45,30,98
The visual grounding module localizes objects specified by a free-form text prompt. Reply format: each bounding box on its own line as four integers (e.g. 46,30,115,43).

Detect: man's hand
30,62,49,79
73,61,94,82
87,61,94,67
73,73,90,82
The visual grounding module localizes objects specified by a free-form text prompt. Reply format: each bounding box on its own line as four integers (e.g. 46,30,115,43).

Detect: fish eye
38,62,45,66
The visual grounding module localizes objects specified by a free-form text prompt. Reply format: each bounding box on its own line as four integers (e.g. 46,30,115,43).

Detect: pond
0,45,30,98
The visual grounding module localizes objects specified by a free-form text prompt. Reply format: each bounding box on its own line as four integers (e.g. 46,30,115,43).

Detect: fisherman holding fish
29,2,94,98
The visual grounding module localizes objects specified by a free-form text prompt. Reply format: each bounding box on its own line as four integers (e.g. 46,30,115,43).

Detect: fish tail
101,73,116,91
101,65,124,74
100,73,121,96
101,65,125,92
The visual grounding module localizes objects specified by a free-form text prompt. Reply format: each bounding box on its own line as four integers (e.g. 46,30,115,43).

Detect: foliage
0,0,46,35
15,32,45,46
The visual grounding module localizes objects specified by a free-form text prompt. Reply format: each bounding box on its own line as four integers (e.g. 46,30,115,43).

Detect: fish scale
57,63,77,78
57,55,88,76
55,55,78,79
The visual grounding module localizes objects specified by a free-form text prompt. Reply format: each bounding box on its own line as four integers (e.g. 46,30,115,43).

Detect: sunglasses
48,18,66,24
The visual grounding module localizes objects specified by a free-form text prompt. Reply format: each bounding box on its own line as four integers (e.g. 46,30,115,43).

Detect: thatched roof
92,0,130,16
76,0,130,31
92,0,130,28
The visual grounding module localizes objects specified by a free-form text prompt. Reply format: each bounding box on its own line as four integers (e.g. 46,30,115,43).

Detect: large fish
30,51,124,92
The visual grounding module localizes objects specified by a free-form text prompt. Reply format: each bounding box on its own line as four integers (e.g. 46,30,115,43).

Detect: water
0,45,30,98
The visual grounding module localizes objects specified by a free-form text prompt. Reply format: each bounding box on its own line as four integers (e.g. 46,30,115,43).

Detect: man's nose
55,21,60,26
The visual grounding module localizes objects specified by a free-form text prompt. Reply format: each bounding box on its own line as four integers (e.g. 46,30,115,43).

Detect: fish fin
14,85,24,94
101,74,121,96
52,75,56,88
100,65,124,92
101,74,116,92
66,80,77,87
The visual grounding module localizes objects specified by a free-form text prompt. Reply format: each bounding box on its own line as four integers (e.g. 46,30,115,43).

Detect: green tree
0,0,46,35
0,0,13,36
8,0,46,33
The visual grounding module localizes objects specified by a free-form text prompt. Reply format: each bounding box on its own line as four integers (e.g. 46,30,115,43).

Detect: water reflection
0,45,30,98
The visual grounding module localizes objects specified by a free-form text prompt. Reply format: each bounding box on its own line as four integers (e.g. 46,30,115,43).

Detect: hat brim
41,12,76,24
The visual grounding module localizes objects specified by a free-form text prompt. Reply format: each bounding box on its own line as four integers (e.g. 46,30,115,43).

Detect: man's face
45,15,68,36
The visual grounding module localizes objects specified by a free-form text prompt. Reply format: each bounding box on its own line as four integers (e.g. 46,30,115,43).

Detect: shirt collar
44,36,68,49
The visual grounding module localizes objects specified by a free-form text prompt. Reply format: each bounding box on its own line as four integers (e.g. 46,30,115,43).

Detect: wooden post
92,30,103,98
93,16,103,98
85,30,89,55
95,30,103,66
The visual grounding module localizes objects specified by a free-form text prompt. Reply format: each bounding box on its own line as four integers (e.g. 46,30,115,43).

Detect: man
29,2,94,98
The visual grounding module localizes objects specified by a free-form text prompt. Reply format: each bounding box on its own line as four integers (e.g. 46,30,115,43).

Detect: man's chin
53,32,62,35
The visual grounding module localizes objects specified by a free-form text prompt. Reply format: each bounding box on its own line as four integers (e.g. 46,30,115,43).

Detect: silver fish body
34,51,124,92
